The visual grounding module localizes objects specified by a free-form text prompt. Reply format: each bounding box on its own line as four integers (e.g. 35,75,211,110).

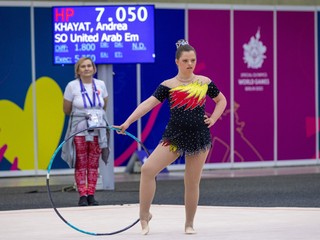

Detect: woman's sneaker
78,196,88,206
87,195,99,206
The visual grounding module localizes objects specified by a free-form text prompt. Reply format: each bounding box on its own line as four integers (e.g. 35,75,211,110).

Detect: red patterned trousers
74,136,101,196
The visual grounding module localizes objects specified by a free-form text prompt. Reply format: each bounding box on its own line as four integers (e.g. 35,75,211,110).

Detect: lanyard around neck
79,79,102,108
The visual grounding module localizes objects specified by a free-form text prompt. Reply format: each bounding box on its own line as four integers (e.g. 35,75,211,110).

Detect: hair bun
176,39,189,49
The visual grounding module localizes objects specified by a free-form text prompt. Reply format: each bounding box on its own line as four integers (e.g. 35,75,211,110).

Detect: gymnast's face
176,50,197,74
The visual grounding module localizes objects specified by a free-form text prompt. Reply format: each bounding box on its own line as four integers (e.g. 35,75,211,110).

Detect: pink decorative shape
10,157,19,170
0,144,7,162
305,117,320,138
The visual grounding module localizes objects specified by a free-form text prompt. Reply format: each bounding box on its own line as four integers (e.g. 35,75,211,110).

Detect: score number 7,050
95,6,150,22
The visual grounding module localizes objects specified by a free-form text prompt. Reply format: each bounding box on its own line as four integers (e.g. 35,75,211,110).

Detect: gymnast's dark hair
175,39,196,59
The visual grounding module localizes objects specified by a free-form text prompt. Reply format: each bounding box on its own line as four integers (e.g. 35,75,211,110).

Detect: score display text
53,5,155,64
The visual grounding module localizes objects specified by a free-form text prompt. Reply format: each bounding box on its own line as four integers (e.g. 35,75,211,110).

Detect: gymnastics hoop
46,126,150,236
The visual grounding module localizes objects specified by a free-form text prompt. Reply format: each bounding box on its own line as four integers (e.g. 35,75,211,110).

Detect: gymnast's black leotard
152,80,220,155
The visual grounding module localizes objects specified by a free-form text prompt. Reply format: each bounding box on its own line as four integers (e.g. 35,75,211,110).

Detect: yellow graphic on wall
0,77,64,170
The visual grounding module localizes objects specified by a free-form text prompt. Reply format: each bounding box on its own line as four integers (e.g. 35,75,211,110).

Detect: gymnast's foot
185,226,197,234
140,213,152,235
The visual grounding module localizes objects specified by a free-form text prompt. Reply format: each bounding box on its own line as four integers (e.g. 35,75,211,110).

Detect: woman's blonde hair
74,57,97,78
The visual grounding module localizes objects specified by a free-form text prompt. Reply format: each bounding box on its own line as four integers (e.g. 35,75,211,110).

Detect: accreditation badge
86,109,103,129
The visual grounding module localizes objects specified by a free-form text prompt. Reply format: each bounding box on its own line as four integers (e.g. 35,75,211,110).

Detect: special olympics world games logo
243,28,267,69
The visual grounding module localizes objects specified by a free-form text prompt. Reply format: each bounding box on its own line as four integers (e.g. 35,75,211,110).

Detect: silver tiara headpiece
176,39,189,48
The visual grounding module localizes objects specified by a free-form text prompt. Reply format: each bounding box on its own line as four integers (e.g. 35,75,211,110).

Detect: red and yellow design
162,140,178,152
170,81,208,110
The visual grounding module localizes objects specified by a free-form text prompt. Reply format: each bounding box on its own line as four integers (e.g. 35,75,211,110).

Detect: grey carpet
0,173,319,211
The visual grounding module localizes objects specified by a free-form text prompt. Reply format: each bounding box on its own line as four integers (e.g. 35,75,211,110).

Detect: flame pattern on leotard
169,81,208,110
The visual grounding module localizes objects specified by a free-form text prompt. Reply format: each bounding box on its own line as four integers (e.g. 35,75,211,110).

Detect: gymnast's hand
204,115,216,128
113,123,129,134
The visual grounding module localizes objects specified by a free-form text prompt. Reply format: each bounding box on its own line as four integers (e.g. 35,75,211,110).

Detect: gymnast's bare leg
139,144,179,235
184,150,209,234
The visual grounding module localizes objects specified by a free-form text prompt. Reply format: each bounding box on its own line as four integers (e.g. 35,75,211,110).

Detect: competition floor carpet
1,166,320,239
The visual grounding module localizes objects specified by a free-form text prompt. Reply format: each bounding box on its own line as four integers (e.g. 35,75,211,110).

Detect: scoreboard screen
52,5,155,64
